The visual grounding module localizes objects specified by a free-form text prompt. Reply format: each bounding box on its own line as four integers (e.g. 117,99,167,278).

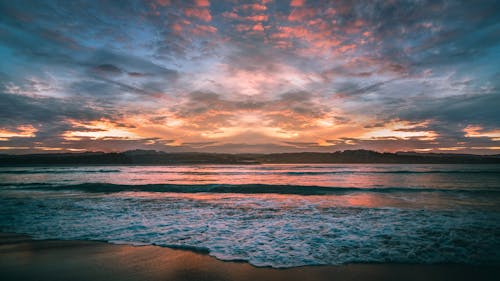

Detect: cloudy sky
0,0,499,154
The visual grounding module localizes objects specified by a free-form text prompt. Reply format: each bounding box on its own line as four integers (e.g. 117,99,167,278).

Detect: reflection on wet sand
1,233,498,281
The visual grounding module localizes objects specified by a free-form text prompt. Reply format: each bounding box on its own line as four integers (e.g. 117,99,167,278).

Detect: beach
1,232,498,281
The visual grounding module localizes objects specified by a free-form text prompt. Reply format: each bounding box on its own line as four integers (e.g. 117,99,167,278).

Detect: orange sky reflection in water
111,191,428,210
101,165,480,190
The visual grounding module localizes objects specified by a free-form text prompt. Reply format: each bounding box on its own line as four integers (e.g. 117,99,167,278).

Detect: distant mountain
0,149,499,166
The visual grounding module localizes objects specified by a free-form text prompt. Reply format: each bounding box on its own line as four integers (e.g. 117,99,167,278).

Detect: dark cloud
402,92,500,129
92,64,123,76
0,92,109,125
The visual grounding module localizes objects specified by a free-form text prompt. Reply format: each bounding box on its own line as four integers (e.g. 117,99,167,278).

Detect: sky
0,0,499,154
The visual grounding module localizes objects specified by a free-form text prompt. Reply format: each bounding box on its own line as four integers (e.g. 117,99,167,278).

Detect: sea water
0,164,499,267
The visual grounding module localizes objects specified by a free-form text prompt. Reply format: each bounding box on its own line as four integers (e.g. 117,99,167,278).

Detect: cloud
0,0,499,153
156,0,171,6
195,0,210,7
184,8,212,22
288,8,315,21
290,0,305,7
0,125,37,141
92,64,124,76
464,125,500,141
240,4,267,11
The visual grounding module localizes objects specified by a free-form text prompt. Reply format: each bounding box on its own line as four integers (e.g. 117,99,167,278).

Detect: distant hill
0,149,499,166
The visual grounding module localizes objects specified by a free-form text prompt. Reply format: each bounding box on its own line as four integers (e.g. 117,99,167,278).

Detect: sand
0,232,498,281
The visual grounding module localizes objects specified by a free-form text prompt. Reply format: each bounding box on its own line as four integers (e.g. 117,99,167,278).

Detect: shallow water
0,164,499,267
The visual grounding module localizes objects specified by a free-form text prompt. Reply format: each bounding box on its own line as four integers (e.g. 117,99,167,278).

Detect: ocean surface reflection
0,164,499,267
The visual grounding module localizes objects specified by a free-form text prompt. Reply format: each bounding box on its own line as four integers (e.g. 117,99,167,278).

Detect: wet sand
0,232,498,281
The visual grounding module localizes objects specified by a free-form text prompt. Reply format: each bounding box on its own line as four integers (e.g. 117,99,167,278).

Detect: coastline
1,232,498,281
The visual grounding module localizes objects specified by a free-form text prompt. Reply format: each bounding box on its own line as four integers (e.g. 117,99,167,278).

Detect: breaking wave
1,182,498,195
0,169,121,174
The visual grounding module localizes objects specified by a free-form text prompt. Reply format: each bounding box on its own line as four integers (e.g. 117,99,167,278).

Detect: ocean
0,164,499,268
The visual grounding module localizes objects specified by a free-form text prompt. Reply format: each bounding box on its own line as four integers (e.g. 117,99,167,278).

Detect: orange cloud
170,19,193,34
195,0,210,7
437,147,467,151
156,0,170,6
471,146,500,150
222,12,268,23
252,23,265,31
361,121,437,141
0,125,37,141
272,26,310,38
184,8,212,22
172,23,183,34
288,8,315,21
464,125,500,141
62,119,142,141
307,18,326,26
272,40,293,49
235,24,252,32
340,19,366,35
240,4,267,11
191,24,217,34
324,8,336,16
245,15,268,22
270,25,341,53
290,0,305,7
337,44,356,53
222,11,239,20
235,22,265,33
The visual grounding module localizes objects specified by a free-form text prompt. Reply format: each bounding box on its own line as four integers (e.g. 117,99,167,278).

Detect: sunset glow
0,0,499,154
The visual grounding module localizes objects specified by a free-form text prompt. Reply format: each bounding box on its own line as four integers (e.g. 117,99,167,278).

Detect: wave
133,170,500,176
285,170,500,175
108,169,500,175
0,169,121,174
2,182,498,195
370,170,500,174
2,168,499,175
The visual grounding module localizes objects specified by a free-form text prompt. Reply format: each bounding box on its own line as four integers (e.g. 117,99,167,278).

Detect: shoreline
1,232,498,281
